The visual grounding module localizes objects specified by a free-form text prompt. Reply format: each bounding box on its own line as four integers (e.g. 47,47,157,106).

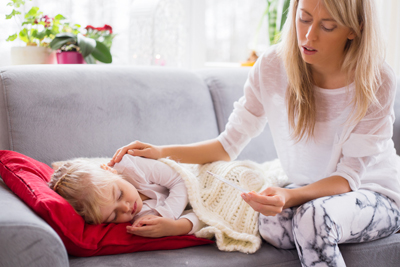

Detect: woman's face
295,0,355,70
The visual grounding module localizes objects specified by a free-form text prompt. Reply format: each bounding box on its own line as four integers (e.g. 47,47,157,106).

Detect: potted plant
84,24,116,50
6,0,66,64
242,0,290,67
50,31,112,64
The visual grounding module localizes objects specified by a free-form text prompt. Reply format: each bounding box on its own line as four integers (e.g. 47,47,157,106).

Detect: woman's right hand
108,141,162,166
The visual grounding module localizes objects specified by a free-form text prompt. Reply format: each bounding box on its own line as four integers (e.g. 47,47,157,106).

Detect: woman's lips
302,46,317,55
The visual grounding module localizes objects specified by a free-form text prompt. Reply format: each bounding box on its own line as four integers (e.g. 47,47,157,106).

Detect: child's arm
126,216,193,237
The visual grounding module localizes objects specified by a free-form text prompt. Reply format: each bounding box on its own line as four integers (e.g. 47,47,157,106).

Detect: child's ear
101,164,118,174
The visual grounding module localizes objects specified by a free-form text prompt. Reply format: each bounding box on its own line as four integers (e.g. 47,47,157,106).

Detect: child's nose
122,202,130,213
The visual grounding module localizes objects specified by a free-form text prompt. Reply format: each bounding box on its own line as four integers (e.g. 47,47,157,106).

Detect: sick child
49,154,204,237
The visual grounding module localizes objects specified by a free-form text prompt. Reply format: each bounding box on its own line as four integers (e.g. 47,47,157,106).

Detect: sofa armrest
0,178,68,267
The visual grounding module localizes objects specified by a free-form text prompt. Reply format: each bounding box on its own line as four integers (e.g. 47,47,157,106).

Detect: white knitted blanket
159,158,288,254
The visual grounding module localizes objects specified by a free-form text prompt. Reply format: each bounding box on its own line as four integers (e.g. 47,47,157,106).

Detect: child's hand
127,216,177,237
131,214,160,228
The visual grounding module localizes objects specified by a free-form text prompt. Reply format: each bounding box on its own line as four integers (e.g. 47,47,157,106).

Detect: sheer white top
218,45,400,208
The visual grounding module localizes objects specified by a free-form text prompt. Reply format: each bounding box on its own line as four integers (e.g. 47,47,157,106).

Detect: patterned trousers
258,187,400,267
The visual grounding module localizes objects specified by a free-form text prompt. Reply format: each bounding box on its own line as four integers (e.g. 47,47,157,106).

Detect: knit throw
159,158,288,254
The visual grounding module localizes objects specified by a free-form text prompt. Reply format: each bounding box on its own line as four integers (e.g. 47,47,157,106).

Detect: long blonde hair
49,159,122,224
277,0,385,142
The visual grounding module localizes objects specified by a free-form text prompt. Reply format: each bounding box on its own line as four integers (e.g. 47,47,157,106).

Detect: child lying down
49,154,288,253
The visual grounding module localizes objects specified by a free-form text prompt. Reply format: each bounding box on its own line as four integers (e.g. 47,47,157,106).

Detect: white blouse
113,155,204,234
218,45,400,208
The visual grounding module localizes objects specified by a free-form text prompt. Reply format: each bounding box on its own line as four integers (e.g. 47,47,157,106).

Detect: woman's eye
299,18,310,23
322,25,335,32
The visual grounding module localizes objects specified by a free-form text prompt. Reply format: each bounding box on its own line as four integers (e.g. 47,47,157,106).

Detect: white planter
11,46,57,65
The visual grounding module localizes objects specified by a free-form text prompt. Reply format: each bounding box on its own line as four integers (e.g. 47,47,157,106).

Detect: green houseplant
49,32,112,64
5,0,67,64
244,0,290,66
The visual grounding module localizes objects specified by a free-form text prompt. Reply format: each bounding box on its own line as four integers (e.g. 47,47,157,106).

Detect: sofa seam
205,76,227,133
0,70,14,151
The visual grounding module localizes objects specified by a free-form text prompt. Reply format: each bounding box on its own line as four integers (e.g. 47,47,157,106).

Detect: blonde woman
109,0,400,265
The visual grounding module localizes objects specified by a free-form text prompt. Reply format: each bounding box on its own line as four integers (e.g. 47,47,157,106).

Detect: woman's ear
348,30,356,40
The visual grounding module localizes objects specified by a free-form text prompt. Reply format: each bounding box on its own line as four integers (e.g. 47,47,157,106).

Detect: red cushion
0,150,213,256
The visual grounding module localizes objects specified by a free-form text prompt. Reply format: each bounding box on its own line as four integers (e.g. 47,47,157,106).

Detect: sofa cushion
0,150,213,257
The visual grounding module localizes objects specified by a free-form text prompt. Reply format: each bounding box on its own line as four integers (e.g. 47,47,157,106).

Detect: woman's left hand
241,187,290,216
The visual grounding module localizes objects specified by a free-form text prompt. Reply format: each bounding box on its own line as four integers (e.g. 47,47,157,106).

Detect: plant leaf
49,36,76,50
6,10,21,19
77,33,96,58
91,41,112,63
84,54,96,64
26,6,39,17
55,32,76,38
6,34,18,42
54,14,66,20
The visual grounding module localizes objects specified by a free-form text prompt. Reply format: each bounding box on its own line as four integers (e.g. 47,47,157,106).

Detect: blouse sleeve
139,157,189,220
330,64,397,190
179,209,206,235
115,155,189,220
217,52,268,160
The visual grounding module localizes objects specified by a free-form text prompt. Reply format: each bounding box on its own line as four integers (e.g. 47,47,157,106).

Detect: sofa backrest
0,65,219,165
1,65,399,166
197,68,278,163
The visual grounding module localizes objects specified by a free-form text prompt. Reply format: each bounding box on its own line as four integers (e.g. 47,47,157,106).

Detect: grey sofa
0,65,399,267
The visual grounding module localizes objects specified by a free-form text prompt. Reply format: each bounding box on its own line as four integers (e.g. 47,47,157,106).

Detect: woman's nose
306,24,318,41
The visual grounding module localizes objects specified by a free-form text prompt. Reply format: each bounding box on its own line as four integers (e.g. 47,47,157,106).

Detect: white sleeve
330,65,397,190
114,155,189,220
217,54,268,160
179,210,206,235
140,157,189,220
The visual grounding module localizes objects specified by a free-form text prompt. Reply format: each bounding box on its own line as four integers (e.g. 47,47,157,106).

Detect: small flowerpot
11,46,57,65
56,51,86,64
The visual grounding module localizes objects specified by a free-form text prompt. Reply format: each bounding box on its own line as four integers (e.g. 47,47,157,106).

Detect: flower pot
11,46,57,65
56,51,86,64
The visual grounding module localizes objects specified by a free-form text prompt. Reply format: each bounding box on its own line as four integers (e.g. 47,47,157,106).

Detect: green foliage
256,0,290,46
5,0,68,47
6,0,113,64
50,33,112,64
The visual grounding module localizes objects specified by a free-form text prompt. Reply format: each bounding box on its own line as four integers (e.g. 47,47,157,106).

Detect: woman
109,0,400,266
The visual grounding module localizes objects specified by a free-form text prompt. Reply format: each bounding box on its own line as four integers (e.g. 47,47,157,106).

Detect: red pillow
0,150,213,256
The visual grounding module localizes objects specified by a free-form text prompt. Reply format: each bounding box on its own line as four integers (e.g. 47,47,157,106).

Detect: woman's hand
127,216,193,238
241,187,291,216
108,141,162,166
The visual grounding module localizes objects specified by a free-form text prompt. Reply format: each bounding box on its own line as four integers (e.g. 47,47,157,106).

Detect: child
49,154,204,238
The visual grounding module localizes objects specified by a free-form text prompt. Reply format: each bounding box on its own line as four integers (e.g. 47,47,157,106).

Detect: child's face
99,166,143,223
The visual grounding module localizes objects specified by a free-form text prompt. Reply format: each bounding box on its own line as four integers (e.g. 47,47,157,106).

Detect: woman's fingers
241,189,285,216
243,191,284,206
108,141,150,166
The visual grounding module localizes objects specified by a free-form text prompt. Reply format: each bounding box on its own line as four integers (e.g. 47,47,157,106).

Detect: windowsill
204,62,243,68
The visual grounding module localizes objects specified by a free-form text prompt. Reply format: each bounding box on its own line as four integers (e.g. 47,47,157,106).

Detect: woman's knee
293,197,342,246
259,210,296,249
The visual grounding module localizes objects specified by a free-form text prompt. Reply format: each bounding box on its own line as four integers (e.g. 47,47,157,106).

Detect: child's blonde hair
278,0,385,142
49,159,122,224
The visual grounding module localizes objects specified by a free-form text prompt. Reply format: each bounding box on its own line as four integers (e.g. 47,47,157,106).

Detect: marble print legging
258,187,400,267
